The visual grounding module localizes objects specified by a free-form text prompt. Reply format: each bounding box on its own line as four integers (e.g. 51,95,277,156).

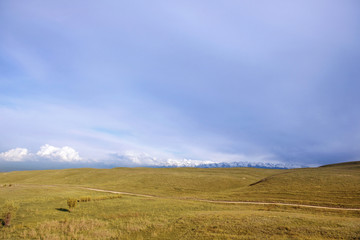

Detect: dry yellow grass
0,162,359,239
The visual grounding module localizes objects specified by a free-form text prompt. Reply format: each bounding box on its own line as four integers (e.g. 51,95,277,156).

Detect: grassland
0,162,359,239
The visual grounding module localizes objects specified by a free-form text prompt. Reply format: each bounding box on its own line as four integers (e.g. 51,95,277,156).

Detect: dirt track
80,187,360,211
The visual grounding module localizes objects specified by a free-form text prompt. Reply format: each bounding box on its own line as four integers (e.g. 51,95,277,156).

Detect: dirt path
80,187,360,211
80,187,156,198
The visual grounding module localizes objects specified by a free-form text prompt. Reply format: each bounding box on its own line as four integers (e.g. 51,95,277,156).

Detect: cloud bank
0,148,28,162
37,144,82,162
0,144,82,162
0,144,287,170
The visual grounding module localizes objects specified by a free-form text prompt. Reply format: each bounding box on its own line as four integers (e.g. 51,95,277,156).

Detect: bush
1,201,19,227
79,196,92,202
1,184,14,188
92,194,122,201
67,199,77,212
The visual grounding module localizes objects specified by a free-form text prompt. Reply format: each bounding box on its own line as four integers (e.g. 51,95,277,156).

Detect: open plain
0,161,359,239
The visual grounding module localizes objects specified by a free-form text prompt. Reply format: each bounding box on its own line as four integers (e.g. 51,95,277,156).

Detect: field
0,161,359,239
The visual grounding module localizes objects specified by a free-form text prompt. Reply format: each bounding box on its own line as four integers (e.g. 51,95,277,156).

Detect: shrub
80,196,92,202
1,201,19,227
67,198,77,212
92,194,122,201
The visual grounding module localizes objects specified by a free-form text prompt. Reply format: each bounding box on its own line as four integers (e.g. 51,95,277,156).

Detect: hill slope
320,160,360,169
0,162,359,239
1,162,359,208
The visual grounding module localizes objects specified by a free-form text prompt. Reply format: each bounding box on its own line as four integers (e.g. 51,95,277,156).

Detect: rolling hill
0,161,359,239
1,161,359,207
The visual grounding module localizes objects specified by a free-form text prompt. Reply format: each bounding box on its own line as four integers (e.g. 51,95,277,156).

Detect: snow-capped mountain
150,160,302,169
195,161,302,169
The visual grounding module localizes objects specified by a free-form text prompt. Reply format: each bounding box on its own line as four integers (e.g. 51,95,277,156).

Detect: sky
1,1,360,170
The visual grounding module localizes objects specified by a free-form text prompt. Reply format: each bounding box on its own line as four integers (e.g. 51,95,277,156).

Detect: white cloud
103,145,290,168
107,150,294,168
36,144,82,162
160,158,214,167
0,148,29,162
0,144,279,167
0,144,82,163
109,151,226,167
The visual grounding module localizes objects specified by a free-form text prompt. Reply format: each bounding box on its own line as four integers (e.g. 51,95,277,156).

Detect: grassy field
0,162,359,239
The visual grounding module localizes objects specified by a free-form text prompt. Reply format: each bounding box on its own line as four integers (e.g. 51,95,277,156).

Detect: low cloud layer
0,145,285,170
37,144,82,162
107,151,281,168
107,151,215,167
0,144,82,162
0,148,28,162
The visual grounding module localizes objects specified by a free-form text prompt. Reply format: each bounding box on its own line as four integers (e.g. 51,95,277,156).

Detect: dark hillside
320,161,360,169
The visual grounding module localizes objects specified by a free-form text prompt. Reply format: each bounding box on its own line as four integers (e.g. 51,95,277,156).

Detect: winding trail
80,187,360,211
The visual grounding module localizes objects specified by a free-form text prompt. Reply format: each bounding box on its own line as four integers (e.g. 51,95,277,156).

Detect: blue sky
1,1,360,170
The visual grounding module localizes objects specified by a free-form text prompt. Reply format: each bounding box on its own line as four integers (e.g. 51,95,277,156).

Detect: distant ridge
195,161,302,169
319,161,360,168
152,161,303,169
